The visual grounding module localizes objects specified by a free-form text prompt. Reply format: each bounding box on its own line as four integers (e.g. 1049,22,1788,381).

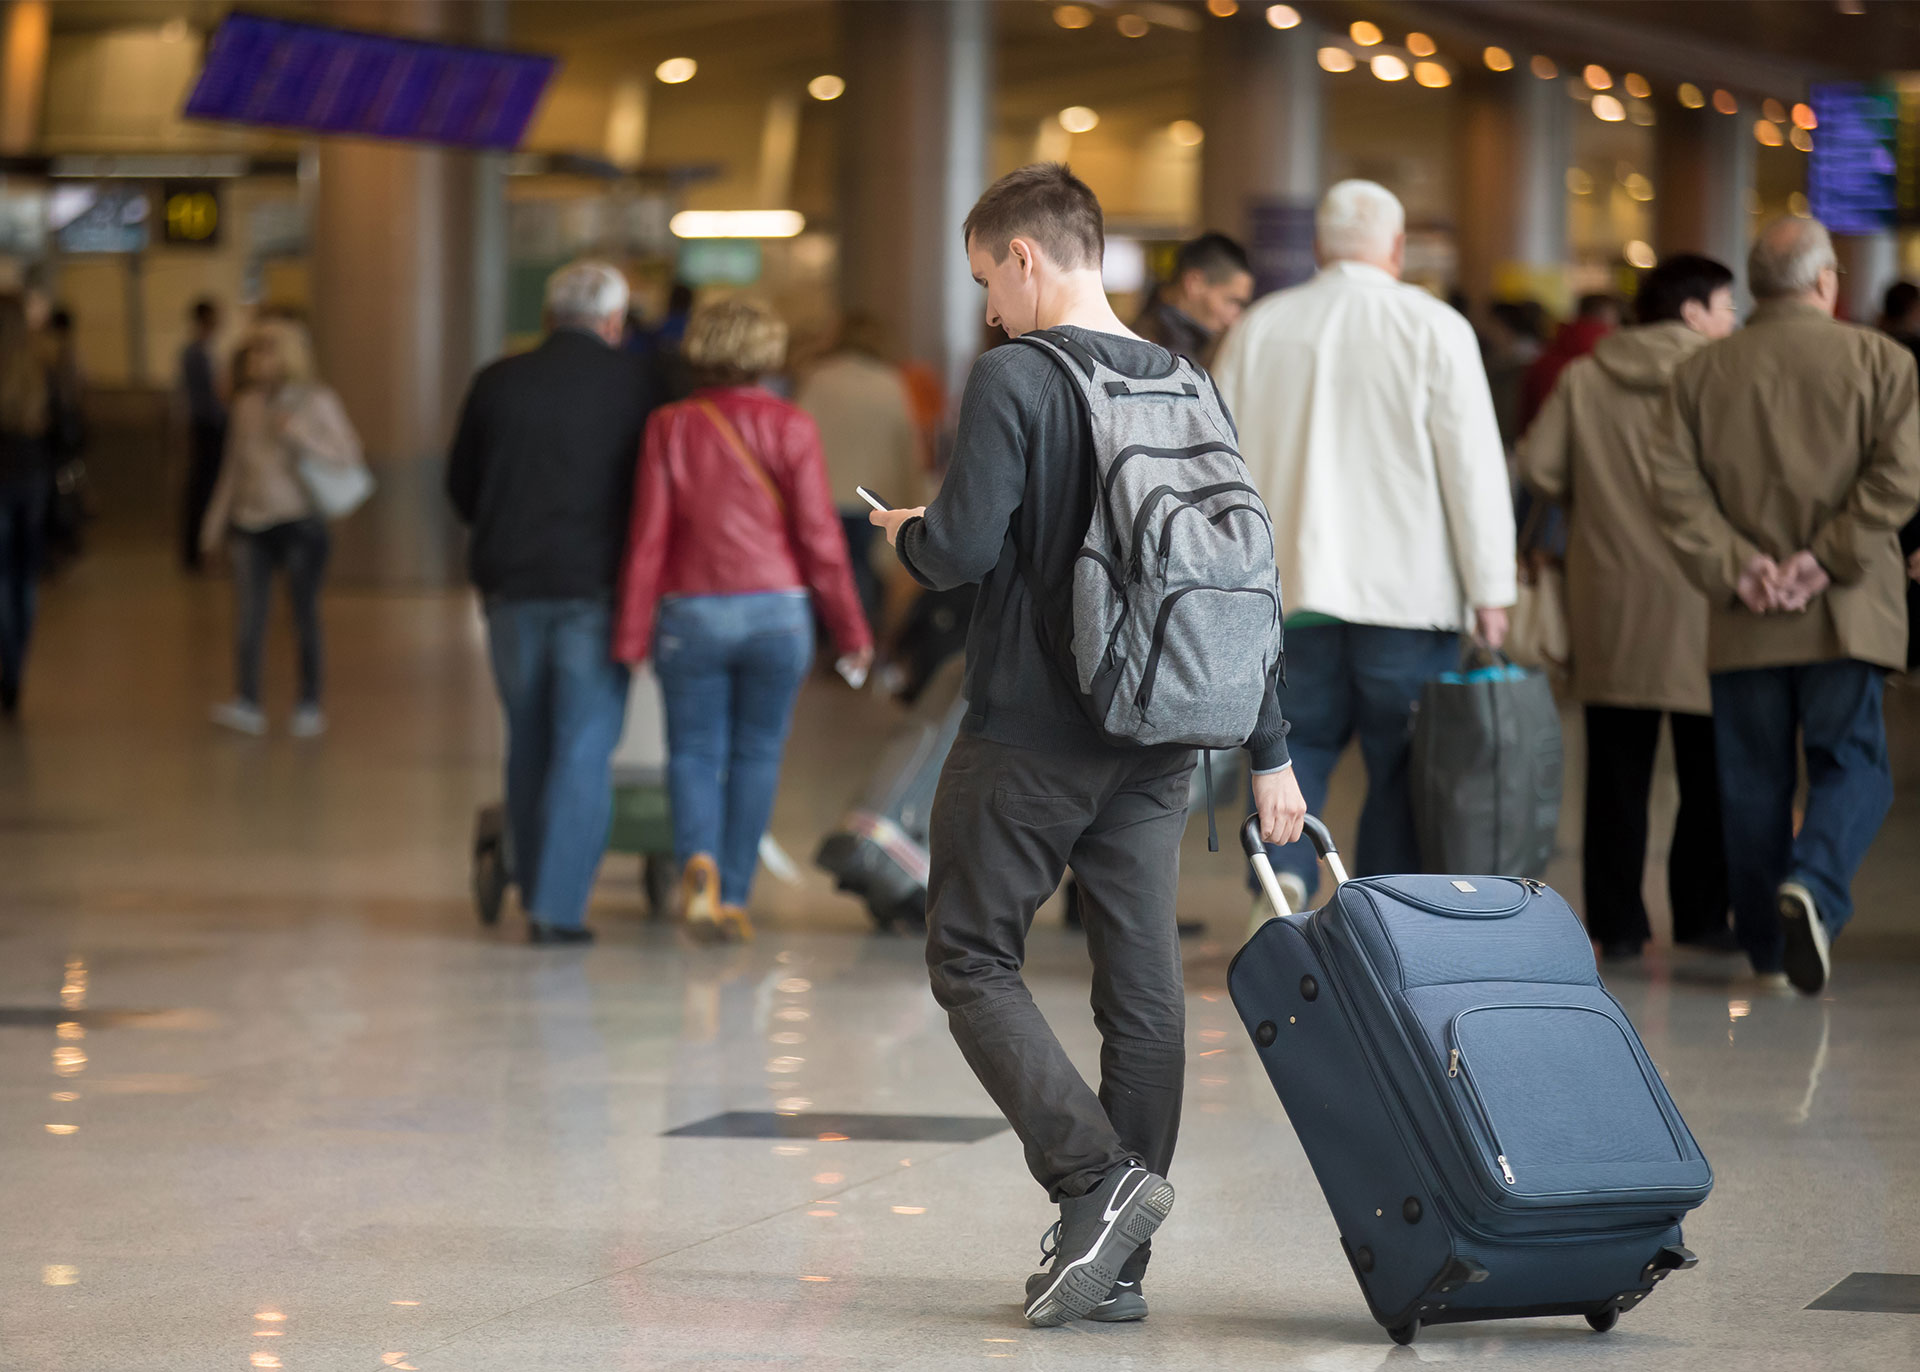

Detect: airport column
1655,99,1756,299
838,0,992,410
1197,11,1323,294
309,0,502,587
1457,63,1573,317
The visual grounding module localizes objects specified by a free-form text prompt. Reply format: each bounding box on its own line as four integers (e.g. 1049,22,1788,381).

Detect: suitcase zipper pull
1448,1048,1460,1078
1521,879,1545,895
1497,1154,1515,1185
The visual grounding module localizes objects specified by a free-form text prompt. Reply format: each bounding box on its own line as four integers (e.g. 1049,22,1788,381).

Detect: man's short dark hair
1633,254,1735,325
1173,232,1250,285
191,297,218,326
962,162,1104,271
1882,280,1920,328
1576,293,1620,321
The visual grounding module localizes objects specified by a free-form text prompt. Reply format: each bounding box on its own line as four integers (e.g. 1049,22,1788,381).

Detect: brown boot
680,855,722,943
717,903,755,943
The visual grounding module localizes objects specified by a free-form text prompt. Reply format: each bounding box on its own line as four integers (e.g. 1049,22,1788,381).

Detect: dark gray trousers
924,732,1195,1202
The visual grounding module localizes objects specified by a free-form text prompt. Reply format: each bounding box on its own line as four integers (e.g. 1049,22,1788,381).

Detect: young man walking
870,164,1306,1326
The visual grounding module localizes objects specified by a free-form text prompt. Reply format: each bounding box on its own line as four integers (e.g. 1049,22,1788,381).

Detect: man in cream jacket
1215,180,1516,909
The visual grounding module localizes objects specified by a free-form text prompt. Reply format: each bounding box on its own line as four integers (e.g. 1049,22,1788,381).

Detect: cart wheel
1387,1321,1419,1347
473,839,507,926
1586,1308,1619,1333
643,855,675,922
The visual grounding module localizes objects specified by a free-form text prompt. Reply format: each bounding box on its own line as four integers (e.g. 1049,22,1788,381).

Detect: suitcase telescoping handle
1240,812,1348,916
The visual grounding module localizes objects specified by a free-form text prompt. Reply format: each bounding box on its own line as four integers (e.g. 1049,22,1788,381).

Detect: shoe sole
1778,887,1831,996
1024,1175,1174,1328
1086,1291,1148,1322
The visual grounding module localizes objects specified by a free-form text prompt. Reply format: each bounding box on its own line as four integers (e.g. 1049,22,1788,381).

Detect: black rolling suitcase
1227,814,1711,1346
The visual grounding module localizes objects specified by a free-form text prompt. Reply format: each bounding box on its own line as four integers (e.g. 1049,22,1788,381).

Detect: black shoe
528,922,595,945
1777,882,1831,996
1022,1164,1173,1327
1024,1244,1149,1322
1675,927,1742,955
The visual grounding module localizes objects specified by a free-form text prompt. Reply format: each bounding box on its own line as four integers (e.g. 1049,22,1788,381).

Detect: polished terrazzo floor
4,543,1919,1371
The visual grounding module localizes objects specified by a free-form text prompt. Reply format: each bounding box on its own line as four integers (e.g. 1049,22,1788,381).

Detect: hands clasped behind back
1738,550,1832,615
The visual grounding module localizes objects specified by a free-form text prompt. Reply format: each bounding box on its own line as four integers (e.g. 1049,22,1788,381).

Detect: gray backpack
1018,329,1284,752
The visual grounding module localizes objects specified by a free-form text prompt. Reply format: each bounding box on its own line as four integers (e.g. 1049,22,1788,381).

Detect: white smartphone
855,485,892,512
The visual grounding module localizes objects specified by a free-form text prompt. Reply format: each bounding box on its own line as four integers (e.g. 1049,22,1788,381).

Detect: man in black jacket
871,165,1305,1327
447,261,658,944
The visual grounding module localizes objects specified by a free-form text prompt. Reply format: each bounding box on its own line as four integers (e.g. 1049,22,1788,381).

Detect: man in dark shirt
179,298,225,571
870,165,1305,1327
1131,232,1254,366
447,261,659,944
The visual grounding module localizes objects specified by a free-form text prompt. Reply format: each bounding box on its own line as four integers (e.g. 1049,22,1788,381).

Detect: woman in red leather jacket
615,299,872,941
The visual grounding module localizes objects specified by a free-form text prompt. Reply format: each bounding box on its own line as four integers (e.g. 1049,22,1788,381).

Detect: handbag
1507,498,1570,673
284,385,374,520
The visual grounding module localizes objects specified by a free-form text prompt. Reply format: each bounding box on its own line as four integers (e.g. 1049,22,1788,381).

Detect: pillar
839,0,992,409
1457,66,1573,316
1834,232,1898,323
1655,101,1756,297
0,0,47,156
310,0,504,587
1198,14,1322,294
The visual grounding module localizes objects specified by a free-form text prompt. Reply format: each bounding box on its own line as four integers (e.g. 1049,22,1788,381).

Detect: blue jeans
1259,622,1459,887
1711,660,1893,970
654,592,814,907
486,599,631,930
0,473,47,705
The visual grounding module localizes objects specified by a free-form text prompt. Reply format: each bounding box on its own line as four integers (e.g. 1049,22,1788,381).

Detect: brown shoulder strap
693,398,786,519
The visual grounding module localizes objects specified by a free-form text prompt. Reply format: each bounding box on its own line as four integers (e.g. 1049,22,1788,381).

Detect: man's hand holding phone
862,487,926,548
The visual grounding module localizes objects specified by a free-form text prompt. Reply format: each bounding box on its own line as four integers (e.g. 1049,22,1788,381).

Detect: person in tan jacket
1520,254,1738,961
1648,217,1920,995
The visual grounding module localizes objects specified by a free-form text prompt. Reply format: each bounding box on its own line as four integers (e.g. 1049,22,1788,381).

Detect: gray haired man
1648,217,1920,993
447,261,662,943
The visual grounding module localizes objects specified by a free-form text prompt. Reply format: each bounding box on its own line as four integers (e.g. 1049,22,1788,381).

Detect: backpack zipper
1133,585,1278,711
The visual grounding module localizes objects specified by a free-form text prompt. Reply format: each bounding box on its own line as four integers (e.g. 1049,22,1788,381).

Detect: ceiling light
1762,97,1787,123
1371,53,1408,81
1792,102,1817,129
1168,119,1205,147
1676,83,1704,109
1712,88,1738,115
1583,64,1612,90
1053,4,1093,28
1754,119,1783,147
1789,191,1811,217
1566,167,1594,195
1592,94,1625,122
1350,21,1383,45
1624,72,1650,99
1791,127,1813,152
1207,0,1239,14
655,57,697,85
1265,4,1300,27
1530,55,1557,80
1624,172,1654,201
1317,46,1356,73
669,210,805,239
1630,101,1656,127
1057,105,1099,133
807,74,844,102
1483,46,1513,72
1406,32,1436,56
1414,61,1450,89
1625,240,1656,270
1117,13,1150,37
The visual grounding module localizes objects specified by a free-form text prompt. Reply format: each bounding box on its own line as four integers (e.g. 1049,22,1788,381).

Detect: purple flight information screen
1808,82,1898,235
183,13,556,150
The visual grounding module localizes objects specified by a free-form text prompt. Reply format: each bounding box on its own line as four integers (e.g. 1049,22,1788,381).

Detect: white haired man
1213,179,1517,910
447,261,663,943
1648,217,1920,994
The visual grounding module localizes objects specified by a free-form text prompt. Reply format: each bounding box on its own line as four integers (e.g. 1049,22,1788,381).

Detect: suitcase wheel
1586,1308,1619,1333
1387,1321,1418,1346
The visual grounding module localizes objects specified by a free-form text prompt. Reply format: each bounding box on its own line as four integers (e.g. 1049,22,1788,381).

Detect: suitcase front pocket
1447,1004,1701,1202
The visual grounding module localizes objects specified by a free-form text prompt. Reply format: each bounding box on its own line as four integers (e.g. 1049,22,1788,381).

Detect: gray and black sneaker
1022,1164,1174,1327
1025,1245,1149,1322
1778,881,1832,996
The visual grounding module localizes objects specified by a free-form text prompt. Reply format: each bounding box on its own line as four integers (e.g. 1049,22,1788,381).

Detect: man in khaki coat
1520,254,1739,961
1648,217,1920,995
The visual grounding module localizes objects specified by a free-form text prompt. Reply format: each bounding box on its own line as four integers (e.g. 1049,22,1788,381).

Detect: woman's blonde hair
683,298,788,379
0,295,46,437
246,315,317,387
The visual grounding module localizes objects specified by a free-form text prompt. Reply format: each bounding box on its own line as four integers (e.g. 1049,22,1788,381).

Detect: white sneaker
1278,870,1310,915
1777,881,1831,996
289,705,328,739
211,700,266,736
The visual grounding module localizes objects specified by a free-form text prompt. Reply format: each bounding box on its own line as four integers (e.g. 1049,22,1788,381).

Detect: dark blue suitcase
1227,815,1712,1346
